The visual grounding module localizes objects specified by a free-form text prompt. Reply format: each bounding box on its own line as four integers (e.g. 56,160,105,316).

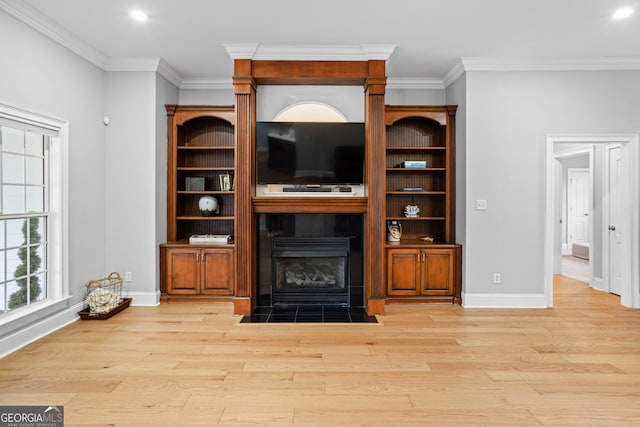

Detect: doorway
545,134,639,309
555,150,592,285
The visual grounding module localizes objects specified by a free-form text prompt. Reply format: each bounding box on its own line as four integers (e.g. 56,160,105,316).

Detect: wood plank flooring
1,275,639,426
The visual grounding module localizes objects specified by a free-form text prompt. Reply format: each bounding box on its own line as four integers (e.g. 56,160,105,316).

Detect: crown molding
386,77,444,90
156,59,183,88
442,60,467,88
461,56,640,71
224,43,397,63
443,56,640,87
104,58,182,88
0,0,107,69
104,57,163,72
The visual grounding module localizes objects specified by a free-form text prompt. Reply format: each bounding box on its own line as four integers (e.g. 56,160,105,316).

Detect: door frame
545,134,639,309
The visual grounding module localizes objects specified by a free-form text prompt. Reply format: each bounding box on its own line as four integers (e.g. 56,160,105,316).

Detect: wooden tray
78,298,132,320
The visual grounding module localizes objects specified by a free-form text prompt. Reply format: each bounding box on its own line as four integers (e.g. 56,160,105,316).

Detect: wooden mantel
232,59,387,316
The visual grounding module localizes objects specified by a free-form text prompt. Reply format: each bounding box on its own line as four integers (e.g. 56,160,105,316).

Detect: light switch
476,199,487,210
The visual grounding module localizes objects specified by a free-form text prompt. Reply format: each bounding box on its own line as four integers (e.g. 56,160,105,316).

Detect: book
401,160,427,168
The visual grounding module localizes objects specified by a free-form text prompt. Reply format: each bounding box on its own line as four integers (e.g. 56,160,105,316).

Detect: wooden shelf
163,105,237,301
178,146,233,150
177,191,235,195
386,168,446,172
386,146,446,151
166,105,236,242
177,216,234,221
177,167,233,171
386,216,446,221
252,196,367,213
386,191,446,195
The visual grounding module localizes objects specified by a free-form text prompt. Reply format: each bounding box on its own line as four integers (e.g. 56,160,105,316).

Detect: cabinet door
201,248,234,295
166,248,200,294
387,249,420,296
421,249,455,295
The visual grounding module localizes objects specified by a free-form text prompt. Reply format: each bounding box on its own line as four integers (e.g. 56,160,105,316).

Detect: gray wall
0,9,108,352
0,9,181,353
0,10,106,319
462,70,640,303
104,71,159,304
156,75,179,296
445,74,467,287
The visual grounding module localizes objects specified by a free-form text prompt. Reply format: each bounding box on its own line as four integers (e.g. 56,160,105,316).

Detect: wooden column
232,59,257,315
364,61,387,315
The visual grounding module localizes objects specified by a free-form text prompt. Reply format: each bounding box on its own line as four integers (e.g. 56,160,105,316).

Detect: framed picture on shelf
219,172,232,191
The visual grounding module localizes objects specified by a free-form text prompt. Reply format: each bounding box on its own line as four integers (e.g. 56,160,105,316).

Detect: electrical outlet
125,272,132,282
493,273,501,284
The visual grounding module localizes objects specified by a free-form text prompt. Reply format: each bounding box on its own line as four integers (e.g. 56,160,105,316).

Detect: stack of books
189,234,231,244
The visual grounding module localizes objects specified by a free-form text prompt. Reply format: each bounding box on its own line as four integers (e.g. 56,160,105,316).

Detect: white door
608,146,623,295
567,168,589,246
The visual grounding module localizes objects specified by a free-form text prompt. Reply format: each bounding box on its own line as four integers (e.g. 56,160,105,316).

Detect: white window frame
0,102,69,324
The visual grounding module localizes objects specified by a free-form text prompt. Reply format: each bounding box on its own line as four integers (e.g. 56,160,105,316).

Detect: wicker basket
78,272,131,320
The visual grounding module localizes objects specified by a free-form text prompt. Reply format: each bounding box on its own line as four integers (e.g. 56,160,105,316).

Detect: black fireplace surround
256,213,364,308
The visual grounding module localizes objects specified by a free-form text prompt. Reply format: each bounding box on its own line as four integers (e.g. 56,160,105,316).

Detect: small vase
387,221,402,242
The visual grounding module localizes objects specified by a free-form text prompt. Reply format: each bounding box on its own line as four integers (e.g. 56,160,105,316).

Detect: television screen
256,122,365,185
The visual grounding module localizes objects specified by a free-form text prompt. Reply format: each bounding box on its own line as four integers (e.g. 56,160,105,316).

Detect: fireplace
272,237,350,306
256,213,364,308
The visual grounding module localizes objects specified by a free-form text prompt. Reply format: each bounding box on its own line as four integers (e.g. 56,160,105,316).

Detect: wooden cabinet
384,106,460,304
160,102,462,308
162,105,236,300
387,245,461,303
164,246,234,296
385,106,457,243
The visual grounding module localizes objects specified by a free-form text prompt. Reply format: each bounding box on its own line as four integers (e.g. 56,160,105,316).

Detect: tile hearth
241,306,377,323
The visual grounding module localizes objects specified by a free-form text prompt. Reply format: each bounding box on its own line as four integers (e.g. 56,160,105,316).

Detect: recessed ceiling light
130,10,148,22
613,7,634,19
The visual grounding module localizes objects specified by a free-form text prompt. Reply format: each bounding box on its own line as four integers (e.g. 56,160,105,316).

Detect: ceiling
5,0,640,87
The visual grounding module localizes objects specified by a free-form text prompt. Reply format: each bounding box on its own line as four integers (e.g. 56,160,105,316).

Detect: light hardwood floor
1,276,639,426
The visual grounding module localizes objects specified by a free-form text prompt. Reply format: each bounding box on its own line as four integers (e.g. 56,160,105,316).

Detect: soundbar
283,187,332,192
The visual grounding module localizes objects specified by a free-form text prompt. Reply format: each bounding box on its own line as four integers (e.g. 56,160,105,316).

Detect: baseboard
0,301,84,358
462,292,547,308
124,290,160,306
591,277,605,292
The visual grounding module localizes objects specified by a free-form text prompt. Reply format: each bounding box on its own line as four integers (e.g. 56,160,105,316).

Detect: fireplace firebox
271,237,350,306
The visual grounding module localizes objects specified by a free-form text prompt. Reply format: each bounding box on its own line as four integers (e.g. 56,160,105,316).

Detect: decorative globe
198,195,219,216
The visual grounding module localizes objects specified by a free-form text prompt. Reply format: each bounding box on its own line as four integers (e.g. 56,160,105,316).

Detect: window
274,102,347,122
0,103,67,321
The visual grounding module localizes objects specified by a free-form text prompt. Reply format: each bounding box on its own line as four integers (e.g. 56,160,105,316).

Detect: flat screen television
256,121,365,185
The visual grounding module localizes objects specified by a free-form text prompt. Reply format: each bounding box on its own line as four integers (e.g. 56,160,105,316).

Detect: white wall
179,88,235,106
463,70,640,306
387,88,445,105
